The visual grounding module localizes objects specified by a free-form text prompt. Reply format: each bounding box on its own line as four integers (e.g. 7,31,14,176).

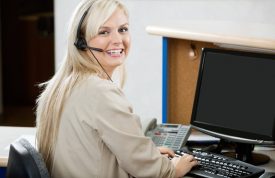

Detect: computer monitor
190,48,275,165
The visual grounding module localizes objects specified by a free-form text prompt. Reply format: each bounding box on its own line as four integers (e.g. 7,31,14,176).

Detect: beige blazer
51,75,175,178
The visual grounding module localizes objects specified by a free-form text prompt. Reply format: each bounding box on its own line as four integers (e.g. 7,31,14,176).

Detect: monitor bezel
190,48,275,145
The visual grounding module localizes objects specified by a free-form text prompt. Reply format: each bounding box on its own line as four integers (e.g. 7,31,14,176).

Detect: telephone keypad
146,124,191,150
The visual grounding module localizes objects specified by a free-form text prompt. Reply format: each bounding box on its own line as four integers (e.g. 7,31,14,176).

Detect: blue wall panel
162,37,168,123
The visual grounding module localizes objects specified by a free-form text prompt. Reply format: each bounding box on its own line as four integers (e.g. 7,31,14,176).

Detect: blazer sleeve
86,82,176,178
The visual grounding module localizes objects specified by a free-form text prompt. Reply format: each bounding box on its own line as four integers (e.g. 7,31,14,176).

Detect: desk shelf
147,23,275,124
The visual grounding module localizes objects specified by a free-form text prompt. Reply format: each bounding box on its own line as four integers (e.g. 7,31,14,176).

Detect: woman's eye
119,27,128,33
98,31,109,35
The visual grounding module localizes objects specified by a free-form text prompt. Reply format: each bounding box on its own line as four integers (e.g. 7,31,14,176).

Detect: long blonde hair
36,0,128,170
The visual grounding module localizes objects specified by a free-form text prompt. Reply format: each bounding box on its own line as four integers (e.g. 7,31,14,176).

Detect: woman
36,0,197,177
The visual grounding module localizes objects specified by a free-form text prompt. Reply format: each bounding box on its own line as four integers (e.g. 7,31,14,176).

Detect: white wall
55,0,275,125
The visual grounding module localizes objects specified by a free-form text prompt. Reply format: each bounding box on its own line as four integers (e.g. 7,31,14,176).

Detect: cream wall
54,0,275,125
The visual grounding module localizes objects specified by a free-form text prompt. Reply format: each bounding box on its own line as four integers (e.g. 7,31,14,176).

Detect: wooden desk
0,126,36,167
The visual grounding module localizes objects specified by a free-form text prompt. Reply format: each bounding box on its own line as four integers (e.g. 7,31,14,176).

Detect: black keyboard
175,149,265,178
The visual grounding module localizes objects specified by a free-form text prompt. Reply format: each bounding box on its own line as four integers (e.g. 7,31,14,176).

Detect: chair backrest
6,138,50,178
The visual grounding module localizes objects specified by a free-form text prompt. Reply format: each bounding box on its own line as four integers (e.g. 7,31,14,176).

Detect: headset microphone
87,46,104,52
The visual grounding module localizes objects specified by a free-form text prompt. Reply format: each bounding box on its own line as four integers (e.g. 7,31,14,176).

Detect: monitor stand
222,142,270,165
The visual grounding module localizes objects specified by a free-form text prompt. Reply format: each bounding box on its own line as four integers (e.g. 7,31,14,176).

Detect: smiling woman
87,7,131,80
35,0,197,177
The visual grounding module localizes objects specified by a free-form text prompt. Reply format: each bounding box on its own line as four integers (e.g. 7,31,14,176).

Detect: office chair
6,138,50,178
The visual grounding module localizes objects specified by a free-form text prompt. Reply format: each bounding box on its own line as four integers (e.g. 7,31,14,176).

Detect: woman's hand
171,154,198,178
157,146,175,158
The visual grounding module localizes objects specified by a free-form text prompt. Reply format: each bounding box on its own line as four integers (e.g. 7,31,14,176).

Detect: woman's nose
110,31,122,44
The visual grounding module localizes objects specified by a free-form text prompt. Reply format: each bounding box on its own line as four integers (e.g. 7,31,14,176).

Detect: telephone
144,118,191,150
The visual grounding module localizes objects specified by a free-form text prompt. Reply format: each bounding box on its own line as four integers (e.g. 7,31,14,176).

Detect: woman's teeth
107,49,123,55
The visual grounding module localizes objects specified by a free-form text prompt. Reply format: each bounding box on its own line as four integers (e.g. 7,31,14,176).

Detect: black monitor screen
191,48,275,144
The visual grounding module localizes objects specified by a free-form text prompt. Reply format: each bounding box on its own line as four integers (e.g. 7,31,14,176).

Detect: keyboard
175,149,265,178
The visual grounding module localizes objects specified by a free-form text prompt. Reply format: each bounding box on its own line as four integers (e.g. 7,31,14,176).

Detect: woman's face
87,8,130,77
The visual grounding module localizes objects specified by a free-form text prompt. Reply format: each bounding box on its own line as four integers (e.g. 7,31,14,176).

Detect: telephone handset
145,118,191,150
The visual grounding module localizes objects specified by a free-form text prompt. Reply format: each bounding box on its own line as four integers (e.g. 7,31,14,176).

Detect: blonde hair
36,0,128,171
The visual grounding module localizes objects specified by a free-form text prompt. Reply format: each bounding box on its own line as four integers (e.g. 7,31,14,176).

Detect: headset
74,3,113,82
74,6,103,52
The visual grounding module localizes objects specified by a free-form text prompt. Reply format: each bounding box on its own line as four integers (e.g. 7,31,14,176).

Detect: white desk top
256,149,275,172
146,21,275,51
0,126,36,167
0,126,274,174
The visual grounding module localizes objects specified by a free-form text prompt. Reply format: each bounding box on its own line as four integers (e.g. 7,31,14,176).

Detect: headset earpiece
74,7,91,51
74,37,87,51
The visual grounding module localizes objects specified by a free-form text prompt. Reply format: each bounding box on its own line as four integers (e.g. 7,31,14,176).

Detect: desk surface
0,126,36,167
0,126,274,174
255,149,275,172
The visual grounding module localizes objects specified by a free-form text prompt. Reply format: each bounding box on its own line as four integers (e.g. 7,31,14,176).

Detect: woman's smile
105,48,124,57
